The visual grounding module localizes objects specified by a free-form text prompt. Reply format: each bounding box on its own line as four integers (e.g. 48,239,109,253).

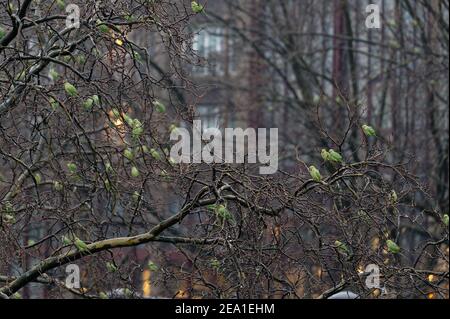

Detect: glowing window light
142,270,151,298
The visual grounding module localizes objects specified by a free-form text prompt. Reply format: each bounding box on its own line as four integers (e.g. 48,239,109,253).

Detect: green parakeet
11,292,22,299
321,149,330,161
132,126,144,139
147,261,158,271
112,108,121,118
168,157,176,165
191,1,204,13
131,119,144,138
216,205,232,220
328,149,343,163
67,162,77,174
106,262,118,272
92,95,100,105
123,114,134,127
62,235,72,245
75,55,86,65
64,82,78,97
169,124,178,134
308,165,322,182
210,258,221,269
153,100,166,113
99,292,109,299
132,119,142,129
132,191,140,202
386,240,400,254
150,148,161,161
34,173,42,184
74,238,89,252
83,98,94,110
443,214,449,226
131,166,140,178
124,148,134,160
49,97,59,110
335,240,350,256
362,124,376,137
389,190,398,204
105,162,113,173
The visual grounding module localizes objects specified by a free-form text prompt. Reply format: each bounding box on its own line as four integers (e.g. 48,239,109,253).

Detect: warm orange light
427,292,435,299
372,289,381,297
371,237,380,251
108,110,124,128
428,274,435,282
142,270,151,297
273,226,281,240
175,289,189,299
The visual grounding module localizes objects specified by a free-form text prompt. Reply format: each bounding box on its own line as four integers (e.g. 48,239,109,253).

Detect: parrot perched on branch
328,149,343,163
191,1,204,13
362,124,376,137
131,166,140,178
321,149,330,161
386,240,400,254
64,82,78,97
74,238,89,252
308,166,322,182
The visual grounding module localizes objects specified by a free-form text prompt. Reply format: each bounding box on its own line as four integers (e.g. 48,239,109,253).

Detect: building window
192,26,226,76
197,104,221,130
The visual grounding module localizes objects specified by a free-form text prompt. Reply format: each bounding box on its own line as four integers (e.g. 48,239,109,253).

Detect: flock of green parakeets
2,2,448,298
309,124,376,183
309,124,431,257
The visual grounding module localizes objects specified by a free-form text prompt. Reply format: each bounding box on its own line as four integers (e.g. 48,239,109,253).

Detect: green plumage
34,173,42,184
83,98,94,110
106,262,118,272
150,148,161,161
124,148,134,161
92,95,100,105
328,149,343,163
74,238,89,252
67,162,77,173
131,166,140,178
443,214,449,226
308,165,322,182
153,100,166,113
321,149,330,161
64,82,78,97
191,1,204,13
389,190,398,204
362,124,376,137
335,240,350,256
386,239,400,254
